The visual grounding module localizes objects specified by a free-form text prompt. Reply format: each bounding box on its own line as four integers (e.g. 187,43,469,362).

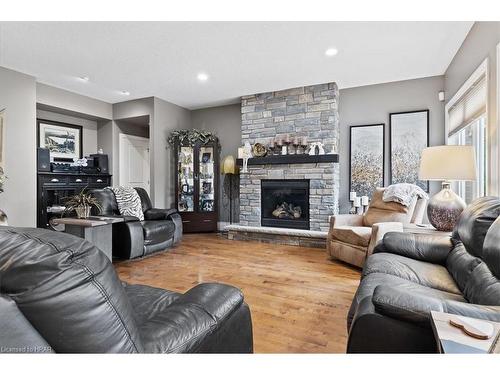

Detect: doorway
119,133,150,195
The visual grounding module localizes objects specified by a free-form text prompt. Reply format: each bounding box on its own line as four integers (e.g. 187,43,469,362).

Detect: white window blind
448,75,487,136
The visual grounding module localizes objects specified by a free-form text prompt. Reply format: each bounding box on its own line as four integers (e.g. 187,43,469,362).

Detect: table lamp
222,155,239,224
419,145,477,231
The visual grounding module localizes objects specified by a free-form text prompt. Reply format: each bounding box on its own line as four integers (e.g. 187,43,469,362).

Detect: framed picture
37,119,83,161
349,124,385,198
201,199,214,212
202,181,212,194
201,152,212,163
389,110,429,191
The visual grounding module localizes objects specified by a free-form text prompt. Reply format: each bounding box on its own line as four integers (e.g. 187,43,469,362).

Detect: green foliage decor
167,129,217,147
62,189,102,216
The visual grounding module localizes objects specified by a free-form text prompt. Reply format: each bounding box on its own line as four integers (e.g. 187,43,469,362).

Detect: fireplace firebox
261,179,310,230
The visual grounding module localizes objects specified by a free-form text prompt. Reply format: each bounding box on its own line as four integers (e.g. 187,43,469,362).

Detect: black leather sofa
347,196,500,353
90,187,182,259
0,227,253,353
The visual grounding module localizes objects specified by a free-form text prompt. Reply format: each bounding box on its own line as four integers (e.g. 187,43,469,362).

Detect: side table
431,311,500,353
51,216,124,261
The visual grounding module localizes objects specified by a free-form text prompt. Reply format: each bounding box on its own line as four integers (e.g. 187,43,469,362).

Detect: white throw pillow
107,186,144,221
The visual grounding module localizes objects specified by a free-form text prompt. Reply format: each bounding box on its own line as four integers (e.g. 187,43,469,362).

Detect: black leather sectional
0,227,253,353
347,196,500,353
90,187,183,259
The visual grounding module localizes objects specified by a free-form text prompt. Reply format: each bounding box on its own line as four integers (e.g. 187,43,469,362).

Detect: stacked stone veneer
239,83,340,232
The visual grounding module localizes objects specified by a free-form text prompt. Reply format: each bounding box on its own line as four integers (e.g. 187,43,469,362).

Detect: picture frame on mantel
349,123,385,198
389,110,429,192
37,119,83,161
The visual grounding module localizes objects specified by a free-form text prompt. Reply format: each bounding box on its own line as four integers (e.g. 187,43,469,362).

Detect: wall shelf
236,154,338,166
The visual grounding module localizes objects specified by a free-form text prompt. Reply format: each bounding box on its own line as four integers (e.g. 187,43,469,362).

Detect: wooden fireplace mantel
236,154,338,166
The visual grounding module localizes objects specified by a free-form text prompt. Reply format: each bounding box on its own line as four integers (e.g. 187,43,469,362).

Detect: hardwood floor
114,234,361,353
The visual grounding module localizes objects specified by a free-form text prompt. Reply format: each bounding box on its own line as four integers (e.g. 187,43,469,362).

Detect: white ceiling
0,22,473,109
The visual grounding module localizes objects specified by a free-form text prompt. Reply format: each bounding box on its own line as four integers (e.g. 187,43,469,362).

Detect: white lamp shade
419,145,477,181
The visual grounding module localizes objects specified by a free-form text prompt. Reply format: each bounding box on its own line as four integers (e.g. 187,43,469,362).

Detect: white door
119,134,150,195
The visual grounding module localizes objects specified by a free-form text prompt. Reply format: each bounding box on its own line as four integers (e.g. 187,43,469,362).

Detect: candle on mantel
238,147,244,159
276,137,283,146
354,197,361,208
349,192,357,201
361,196,369,206
301,137,308,146
284,134,290,143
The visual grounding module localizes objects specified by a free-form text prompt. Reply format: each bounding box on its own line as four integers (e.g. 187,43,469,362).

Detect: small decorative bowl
252,143,267,157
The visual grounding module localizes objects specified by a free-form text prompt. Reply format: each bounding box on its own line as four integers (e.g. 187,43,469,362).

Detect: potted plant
63,189,102,219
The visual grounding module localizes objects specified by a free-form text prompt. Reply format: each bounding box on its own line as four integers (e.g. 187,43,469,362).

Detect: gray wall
37,83,112,120
113,98,154,121
338,76,446,213
152,97,192,208
444,22,500,195
37,109,99,156
191,104,241,223
115,120,149,139
97,120,113,170
0,67,37,226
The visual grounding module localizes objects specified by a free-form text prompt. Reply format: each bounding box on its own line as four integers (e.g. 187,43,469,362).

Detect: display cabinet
174,139,219,233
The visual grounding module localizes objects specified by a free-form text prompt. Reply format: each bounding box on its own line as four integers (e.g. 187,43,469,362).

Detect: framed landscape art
37,119,83,161
389,110,429,191
349,123,385,198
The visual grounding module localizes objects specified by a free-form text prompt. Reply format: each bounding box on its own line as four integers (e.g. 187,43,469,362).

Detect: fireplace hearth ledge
225,225,326,238
225,224,327,248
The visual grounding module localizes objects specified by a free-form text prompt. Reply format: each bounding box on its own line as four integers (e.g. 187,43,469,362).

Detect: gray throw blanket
106,186,144,220
382,183,429,207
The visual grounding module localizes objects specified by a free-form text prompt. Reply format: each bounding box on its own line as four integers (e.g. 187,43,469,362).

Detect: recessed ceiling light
120,90,131,96
325,48,338,57
78,76,90,82
197,73,209,82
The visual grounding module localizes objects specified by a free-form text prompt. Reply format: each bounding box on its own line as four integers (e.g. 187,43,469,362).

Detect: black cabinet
37,172,111,229
174,140,219,233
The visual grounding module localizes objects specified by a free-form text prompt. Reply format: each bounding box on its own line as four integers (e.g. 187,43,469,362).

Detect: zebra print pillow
106,186,144,221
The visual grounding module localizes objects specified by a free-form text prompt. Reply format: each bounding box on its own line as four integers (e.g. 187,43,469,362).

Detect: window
446,59,488,204
448,116,487,203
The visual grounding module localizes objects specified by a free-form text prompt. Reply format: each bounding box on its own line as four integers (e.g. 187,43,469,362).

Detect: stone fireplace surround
237,82,340,234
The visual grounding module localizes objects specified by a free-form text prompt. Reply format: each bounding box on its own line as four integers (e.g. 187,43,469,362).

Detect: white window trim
445,58,489,192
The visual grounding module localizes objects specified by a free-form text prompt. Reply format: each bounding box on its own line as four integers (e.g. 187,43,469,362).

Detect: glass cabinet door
198,146,215,212
177,146,195,212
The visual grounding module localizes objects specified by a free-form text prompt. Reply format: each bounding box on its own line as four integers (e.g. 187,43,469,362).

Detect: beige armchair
327,188,427,268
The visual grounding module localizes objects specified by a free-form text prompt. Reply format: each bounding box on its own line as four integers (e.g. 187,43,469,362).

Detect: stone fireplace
237,82,340,233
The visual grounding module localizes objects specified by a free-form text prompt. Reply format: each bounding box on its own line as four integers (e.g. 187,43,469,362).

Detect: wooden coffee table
51,216,124,261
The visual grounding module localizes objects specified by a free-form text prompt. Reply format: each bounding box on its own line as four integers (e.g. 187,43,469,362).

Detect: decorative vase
0,208,8,226
427,182,466,231
75,206,91,219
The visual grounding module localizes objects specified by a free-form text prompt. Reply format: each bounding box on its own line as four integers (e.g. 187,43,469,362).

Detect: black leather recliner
90,187,182,259
0,227,253,353
347,196,500,353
